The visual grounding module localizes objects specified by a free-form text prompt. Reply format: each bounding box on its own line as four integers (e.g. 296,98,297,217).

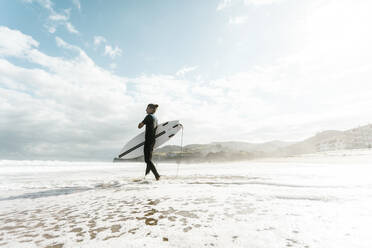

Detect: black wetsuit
142,114,159,179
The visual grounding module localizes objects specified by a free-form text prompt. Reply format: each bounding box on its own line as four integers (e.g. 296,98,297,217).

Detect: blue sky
0,0,302,78
1,0,372,160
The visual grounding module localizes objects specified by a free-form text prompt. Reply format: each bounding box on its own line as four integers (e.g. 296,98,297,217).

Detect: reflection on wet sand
0,176,261,247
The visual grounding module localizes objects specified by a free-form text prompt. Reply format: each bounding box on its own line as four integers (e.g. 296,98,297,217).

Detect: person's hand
138,122,144,129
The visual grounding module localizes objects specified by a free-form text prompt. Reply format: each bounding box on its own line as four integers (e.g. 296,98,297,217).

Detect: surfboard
117,120,182,159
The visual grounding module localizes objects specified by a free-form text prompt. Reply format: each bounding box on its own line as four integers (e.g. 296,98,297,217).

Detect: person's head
146,103,159,114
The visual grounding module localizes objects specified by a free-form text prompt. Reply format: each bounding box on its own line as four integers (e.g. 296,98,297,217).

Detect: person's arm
138,115,150,129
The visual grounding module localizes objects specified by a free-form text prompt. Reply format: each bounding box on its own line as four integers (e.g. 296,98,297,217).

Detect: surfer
138,104,160,180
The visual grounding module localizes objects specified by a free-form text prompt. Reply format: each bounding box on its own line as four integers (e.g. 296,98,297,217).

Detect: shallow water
0,155,372,248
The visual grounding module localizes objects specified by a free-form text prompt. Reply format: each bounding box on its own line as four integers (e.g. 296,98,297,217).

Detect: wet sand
1,151,372,247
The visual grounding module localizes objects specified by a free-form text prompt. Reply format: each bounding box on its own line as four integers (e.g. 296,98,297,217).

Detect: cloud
55,36,80,52
0,28,212,160
94,36,106,46
217,0,233,11
25,0,79,34
244,0,284,5
2,0,372,163
0,27,130,160
48,26,56,33
0,26,39,57
104,45,122,58
93,36,122,59
176,66,198,76
24,0,53,11
0,27,210,160
72,0,81,10
65,22,79,34
49,13,69,21
229,16,248,24
216,0,285,12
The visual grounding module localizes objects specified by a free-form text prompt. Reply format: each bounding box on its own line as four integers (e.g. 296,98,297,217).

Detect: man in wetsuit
138,103,160,180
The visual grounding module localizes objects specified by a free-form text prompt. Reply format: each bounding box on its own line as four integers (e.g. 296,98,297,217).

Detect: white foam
1,152,372,247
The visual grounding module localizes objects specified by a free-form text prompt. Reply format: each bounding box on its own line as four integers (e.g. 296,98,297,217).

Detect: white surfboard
117,120,182,159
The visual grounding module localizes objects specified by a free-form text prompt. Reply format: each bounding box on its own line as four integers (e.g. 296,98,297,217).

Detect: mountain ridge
114,123,372,163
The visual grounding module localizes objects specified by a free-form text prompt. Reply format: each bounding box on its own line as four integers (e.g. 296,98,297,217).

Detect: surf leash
176,124,184,177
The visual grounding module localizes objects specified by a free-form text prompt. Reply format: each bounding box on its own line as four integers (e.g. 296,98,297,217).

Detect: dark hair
147,103,159,109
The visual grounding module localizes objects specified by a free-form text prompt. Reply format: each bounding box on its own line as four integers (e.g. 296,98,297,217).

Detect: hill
114,124,372,163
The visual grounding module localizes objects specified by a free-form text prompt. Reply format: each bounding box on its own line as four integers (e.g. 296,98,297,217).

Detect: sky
1,0,372,161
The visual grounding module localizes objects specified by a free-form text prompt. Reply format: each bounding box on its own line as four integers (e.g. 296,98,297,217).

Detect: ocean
1,150,372,247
